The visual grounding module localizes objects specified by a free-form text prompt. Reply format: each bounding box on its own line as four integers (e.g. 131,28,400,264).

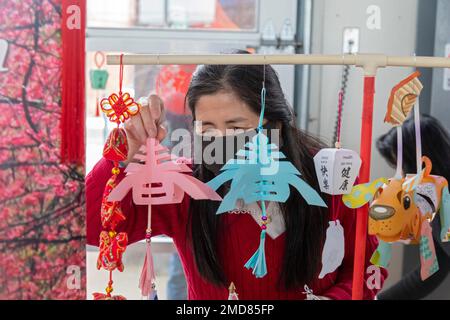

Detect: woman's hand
123,94,167,165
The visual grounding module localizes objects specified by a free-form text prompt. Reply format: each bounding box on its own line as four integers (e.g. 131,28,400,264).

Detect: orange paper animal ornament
369,157,448,243
369,157,449,280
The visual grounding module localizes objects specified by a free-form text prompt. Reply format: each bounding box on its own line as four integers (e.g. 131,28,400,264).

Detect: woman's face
194,90,264,136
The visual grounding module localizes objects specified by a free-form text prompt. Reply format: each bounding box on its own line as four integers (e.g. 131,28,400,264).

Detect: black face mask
193,121,282,176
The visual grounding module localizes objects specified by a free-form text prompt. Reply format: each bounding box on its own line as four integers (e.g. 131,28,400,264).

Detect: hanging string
257,62,267,164
137,71,160,299
394,126,403,179
335,91,344,148
258,62,266,131
330,194,336,221
414,99,422,175
119,53,124,95
244,61,269,278
94,52,105,118
258,85,266,130
259,72,267,219
412,52,423,176
106,270,113,297
95,51,105,69
112,53,125,129
332,48,351,146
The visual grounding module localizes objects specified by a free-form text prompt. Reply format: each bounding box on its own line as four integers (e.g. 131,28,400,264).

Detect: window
87,0,258,31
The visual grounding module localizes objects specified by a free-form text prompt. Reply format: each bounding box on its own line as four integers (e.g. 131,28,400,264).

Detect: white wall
259,0,299,105
308,0,420,290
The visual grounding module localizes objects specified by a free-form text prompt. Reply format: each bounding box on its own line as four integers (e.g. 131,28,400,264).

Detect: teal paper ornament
207,80,327,278
90,69,109,90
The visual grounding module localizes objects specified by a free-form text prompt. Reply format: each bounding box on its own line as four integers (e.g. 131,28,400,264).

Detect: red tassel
60,0,86,165
139,240,156,298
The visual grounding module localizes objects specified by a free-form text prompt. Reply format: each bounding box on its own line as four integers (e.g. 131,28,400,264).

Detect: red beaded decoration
94,54,141,300
145,229,152,242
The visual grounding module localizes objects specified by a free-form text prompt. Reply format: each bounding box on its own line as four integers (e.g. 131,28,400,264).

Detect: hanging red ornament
103,128,129,162
101,174,126,230
100,55,140,124
100,92,140,124
97,230,128,272
93,54,141,300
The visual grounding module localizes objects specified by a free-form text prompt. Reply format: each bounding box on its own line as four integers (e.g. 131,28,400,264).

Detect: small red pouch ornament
103,128,129,162
100,129,128,230
97,231,128,272
101,174,126,230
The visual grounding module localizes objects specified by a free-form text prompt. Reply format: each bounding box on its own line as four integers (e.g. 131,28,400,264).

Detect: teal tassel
244,230,267,278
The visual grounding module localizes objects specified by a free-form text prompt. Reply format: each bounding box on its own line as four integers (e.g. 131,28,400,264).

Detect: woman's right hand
123,94,167,165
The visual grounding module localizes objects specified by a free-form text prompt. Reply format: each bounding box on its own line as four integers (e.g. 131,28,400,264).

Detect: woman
376,114,450,300
87,55,386,299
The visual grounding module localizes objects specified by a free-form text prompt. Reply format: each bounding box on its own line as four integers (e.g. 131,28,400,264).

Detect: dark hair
185,50,329,290
376,114,450,178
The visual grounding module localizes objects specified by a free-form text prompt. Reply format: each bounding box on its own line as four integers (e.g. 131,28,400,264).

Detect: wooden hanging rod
107,53,450,76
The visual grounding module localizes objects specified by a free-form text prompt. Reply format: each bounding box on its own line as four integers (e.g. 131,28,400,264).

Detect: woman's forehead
194,91,257,121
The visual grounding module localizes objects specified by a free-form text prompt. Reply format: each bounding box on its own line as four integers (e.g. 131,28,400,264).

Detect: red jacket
87,158,387,300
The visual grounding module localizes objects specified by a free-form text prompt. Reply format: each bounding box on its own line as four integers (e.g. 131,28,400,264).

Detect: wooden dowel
106,53,450,70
